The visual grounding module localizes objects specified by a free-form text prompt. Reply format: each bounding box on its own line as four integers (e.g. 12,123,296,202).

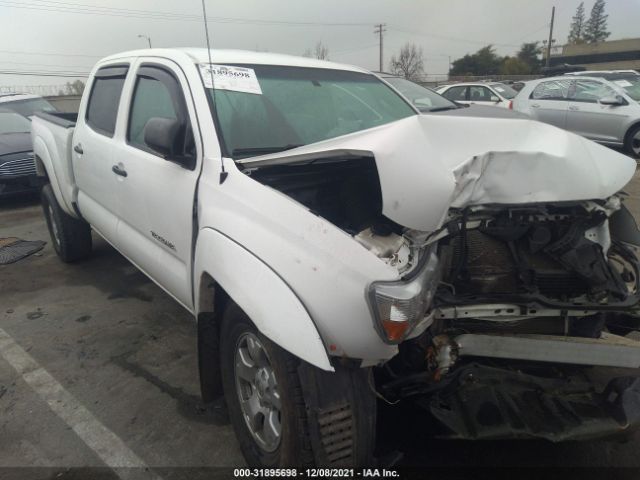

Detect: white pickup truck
32,48,640,467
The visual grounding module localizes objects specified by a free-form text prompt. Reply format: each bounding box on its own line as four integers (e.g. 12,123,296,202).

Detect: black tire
220,303,314,468
624,124,640,159
41,184,92,262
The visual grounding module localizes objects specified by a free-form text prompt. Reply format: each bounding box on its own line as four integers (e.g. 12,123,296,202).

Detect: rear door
112,59,201,309
526,79,571,129
72,64,129,241
566,79,630,144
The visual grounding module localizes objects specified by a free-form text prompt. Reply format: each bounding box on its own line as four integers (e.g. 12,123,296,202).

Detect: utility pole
374,23,386,72
545,6,555,67
138,34,152,49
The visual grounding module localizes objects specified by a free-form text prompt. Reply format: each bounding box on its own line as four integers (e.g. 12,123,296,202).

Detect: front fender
194,228,333,372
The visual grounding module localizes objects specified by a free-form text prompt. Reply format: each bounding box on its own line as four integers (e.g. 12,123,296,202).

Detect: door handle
73,143,83,154
569,105,579,111
531,103,540,108
111,164,128,177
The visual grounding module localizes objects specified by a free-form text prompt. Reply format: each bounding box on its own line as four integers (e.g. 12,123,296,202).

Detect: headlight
368,247,440,343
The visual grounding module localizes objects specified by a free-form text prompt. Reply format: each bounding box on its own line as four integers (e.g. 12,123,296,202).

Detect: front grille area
0,152,36,177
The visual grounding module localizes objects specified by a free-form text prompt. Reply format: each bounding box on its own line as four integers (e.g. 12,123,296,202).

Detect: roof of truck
100,48,368,74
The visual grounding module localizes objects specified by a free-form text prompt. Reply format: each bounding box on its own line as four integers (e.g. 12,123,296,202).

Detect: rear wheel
624,124,640,159
220,304,314,467
41,184,92,262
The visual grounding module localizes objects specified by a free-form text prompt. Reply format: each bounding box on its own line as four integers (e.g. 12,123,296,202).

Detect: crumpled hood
239,115,636,232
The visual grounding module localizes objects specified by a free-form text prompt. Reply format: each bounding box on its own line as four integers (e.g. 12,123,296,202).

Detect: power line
0,59,94,69
0,0,372,27
0,48,102,58
387,26,522,48
0,70,89,77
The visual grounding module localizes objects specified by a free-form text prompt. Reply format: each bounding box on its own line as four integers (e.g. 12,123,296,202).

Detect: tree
568,2,586,44
516,42,542,73
64,80,85,96
389,42,425,80
450,45,502,76
500,57,531,75
584,0,610,43
303,41,329,60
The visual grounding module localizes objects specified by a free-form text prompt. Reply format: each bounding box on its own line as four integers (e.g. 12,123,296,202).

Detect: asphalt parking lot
3,168,640,477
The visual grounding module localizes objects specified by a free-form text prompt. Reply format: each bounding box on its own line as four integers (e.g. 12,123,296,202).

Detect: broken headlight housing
368,247,440,343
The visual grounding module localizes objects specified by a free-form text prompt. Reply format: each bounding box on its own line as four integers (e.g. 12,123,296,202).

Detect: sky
0,0,639,91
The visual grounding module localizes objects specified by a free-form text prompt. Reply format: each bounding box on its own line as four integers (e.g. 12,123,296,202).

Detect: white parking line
0,327,159,479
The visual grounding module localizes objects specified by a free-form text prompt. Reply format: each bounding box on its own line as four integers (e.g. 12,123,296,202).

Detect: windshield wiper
427,106,460,112
232,144,303,158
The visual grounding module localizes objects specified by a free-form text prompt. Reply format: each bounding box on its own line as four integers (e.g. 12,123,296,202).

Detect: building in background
547,38,640,71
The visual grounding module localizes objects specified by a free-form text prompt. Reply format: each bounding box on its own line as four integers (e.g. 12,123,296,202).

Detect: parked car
0,109,38,195
376,73,528,118
0,93,58,119
513,75,640,157
565,70,640,81
436,82,519,108
32,49,640,468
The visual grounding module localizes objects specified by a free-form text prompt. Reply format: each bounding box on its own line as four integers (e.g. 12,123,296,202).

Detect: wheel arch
623,120,640,153
194,228,334,401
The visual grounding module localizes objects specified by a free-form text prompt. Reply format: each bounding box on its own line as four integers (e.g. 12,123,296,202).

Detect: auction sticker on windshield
199,64,262,94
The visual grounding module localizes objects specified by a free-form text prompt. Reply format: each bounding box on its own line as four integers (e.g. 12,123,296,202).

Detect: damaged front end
376,197,640,442
240,114,640,442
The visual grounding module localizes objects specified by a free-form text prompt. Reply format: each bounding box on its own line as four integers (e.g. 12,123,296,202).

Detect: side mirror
490,95,501,102
600,95,625,106
143,117,182,157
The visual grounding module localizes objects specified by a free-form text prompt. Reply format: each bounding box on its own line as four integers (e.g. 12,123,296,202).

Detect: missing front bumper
421,363,640,442
454,332,640,369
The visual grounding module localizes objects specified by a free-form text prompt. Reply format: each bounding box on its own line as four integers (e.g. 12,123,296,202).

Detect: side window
469,86,492,101
85,65,128,137
443,86,467,101
571,80,617,103
531,80,570,101
127,66,195,161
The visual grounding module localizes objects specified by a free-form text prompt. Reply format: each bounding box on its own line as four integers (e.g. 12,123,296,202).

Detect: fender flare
32,135,74,216
194,228,333,372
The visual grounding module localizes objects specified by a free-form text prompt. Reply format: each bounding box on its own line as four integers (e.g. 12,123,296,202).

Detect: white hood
239,115,636,232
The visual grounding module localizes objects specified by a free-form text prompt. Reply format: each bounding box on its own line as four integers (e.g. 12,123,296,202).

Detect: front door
112,59,201,309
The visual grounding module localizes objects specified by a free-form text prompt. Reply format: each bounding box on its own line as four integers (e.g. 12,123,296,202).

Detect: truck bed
34,111,77,128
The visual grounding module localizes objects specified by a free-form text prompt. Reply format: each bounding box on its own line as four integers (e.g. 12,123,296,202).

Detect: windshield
611,78,640,101
3,97,57,117
203,65,416,159
490,83,518,99
0,111,32,134
382,76,457,111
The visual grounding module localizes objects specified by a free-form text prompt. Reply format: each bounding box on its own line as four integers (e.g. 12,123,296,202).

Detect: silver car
513,75,640,157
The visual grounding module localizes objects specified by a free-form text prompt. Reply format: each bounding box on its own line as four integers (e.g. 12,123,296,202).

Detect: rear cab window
85,65,129,137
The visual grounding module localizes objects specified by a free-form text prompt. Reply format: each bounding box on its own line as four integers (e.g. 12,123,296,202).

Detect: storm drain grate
0,238,46,265
317,404,353,464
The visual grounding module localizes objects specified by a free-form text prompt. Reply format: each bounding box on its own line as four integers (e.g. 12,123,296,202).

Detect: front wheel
220,304,314,467
624,124,640,159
